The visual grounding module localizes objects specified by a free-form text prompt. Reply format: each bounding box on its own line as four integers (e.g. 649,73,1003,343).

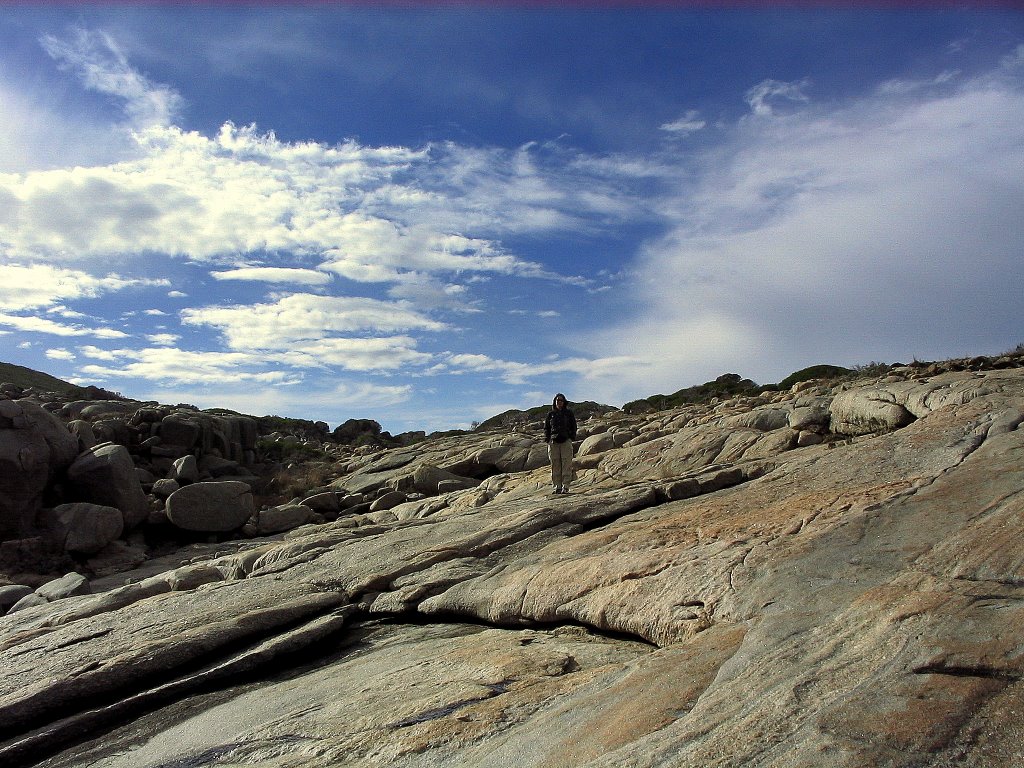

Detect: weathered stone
788,405,830,432
370,490,407,512
78,402,131,421
727,407,790,431
830,388,916,435
66,419,97,451
165,481,255,532
84,540,149,578
151,478,180,499
256,505,314,535
171,454,200,484
52,503,124,555
413,464,479,495
199,454,240,478
299,491,341,514
577,432,615,457
65,443,149,530
35,571,90,601
8,592,48,613
796,429,825,447
1,368,1024,768
0,584,33,613
0,400,79,539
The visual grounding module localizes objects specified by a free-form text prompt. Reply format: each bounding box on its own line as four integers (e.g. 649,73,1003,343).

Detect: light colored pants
548,440,574,489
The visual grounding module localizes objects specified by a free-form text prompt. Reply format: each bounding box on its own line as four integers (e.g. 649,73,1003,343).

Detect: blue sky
1,4,1023,433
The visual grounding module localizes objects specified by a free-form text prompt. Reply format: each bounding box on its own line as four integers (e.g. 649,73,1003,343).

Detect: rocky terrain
1,352,1023,767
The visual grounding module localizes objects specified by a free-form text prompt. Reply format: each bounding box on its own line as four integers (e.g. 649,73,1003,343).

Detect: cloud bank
578,63,1024,403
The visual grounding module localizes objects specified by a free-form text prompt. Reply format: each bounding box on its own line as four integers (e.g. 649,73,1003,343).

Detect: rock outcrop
1,358,1024,767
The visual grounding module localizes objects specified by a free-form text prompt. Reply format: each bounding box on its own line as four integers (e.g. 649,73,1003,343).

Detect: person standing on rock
544,393,577,494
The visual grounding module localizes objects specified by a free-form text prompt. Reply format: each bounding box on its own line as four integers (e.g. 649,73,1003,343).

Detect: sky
1,2,1022,434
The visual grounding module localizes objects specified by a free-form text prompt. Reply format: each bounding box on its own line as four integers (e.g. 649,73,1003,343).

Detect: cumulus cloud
0,264,167,311
79,347,300,386
146,333,180,346
0,120,632,296
182,293,447,349
577,64,1024,403
45,348,75,361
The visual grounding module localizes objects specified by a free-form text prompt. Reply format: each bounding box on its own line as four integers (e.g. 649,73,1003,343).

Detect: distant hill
623,372,761,413
0,362,83,396
476,400,618,431
0,361,124,401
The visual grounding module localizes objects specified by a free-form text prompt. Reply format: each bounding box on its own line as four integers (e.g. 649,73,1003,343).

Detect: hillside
1,350,1023,767
0,362,88,398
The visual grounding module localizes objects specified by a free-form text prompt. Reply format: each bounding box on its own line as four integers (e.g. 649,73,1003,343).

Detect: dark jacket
544,395,577,444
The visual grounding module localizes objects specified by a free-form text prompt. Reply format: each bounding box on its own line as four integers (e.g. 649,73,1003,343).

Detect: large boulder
65,443,149,530
51,503,124,555
0,400,79,539
165,481,255,532
829,389,916,436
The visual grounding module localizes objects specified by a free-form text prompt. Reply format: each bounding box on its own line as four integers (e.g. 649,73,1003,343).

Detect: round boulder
165,481,255,532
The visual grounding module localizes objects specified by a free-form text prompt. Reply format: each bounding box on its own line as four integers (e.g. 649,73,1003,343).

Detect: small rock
35,571,91,601
370,490,408,512
8,593,49,613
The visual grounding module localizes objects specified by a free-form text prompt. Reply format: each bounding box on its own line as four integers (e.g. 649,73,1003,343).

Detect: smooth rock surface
1,368,1022,768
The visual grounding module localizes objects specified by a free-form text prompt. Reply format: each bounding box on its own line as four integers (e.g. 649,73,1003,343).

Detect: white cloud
181,293,448,351
744,78,810,117
660,110,707,135
320,381,413,408
79,347,300,386
45,348,75,361
146,333,180,346
167,290,187,298
40,27,183,130
438,351,635,387
79,345,120,361
0,264,167,311
577,66,1024,403
210,266,332,285
0,312,129,339
269,336,431,371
